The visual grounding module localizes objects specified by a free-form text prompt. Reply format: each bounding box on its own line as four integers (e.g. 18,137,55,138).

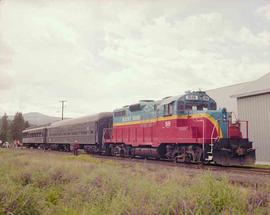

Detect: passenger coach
23,112,113,152
22,126,47,148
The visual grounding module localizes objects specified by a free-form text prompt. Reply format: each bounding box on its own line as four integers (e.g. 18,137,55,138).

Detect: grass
253,164,270,169
0,149,269,215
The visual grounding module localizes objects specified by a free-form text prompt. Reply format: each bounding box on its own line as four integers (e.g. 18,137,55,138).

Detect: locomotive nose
229,122,242,139
213,138,256,166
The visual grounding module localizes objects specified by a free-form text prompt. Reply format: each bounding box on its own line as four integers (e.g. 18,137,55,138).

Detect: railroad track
90,154,270,176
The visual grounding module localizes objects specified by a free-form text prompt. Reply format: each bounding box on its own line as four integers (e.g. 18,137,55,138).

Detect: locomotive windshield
177,91,217,112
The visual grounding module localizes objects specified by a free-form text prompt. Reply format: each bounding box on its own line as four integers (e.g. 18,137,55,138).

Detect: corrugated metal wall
238,93,270,164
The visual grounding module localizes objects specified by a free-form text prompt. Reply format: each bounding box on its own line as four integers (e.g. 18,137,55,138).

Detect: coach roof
23,126,47,133
48,112,113,128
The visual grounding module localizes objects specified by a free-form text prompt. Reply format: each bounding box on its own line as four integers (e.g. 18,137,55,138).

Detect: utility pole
60,100,67,120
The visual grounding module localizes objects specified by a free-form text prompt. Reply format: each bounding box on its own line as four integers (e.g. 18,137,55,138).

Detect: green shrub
187,174,247,214
46,187,61,205
0,186,40,215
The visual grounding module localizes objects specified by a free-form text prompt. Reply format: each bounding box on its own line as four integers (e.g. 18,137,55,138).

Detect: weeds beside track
0,148,269,215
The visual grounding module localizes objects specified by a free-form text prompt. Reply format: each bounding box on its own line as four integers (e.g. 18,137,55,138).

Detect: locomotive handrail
194,119,205,159
238,120,249,139
220,119,249,139
210,123,219,145
103,128,113,143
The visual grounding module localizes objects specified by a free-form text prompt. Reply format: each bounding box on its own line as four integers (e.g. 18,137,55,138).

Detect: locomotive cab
174,91,255,166
176,91,217,114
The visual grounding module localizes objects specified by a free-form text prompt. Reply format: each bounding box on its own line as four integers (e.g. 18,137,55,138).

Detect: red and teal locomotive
103,91,255,166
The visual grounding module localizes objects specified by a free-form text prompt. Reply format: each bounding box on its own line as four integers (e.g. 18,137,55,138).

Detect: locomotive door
143,124,153,144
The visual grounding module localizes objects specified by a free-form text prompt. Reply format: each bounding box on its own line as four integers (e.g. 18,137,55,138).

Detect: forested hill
6,112,62,126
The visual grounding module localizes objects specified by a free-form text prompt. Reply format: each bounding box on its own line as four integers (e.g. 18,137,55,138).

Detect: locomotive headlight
222,108,227,121
222,113,227,121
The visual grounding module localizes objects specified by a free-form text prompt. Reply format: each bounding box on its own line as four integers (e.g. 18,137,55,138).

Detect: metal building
207,82,248,116
232,72,270,164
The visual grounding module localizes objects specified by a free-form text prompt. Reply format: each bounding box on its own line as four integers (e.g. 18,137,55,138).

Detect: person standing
73,140,79,156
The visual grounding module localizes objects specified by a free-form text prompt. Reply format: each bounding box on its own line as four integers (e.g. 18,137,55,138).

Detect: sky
0,0,270,117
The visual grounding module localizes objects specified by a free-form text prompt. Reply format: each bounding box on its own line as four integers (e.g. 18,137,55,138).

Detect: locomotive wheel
174,153,185,163
185,153,193,163
120,148,125,157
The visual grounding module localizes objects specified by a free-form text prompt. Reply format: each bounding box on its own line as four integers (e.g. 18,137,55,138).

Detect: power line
59,100,67,120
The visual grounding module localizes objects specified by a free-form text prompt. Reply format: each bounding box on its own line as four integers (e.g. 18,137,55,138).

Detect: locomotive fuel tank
133,148,159,158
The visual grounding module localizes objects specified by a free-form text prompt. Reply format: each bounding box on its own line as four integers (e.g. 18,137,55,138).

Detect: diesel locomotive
23,91,255,166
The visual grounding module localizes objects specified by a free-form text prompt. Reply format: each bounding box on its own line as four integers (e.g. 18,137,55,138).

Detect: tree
24,121,30,129
11,112,26,142
0,113,10,142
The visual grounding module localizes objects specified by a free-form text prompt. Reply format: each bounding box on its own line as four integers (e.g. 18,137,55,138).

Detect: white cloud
0,0,270,117
256,3,270,21
101,11,270,88
0,72,12,90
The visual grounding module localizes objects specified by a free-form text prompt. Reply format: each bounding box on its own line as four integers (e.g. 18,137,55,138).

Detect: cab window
192,106,197,111
197,104,208,111
185,104,192,110
164,102,174,116
197,104,203,111
185,103,209,111
114,110,126,117
210,102,217,110
177,101,185,111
